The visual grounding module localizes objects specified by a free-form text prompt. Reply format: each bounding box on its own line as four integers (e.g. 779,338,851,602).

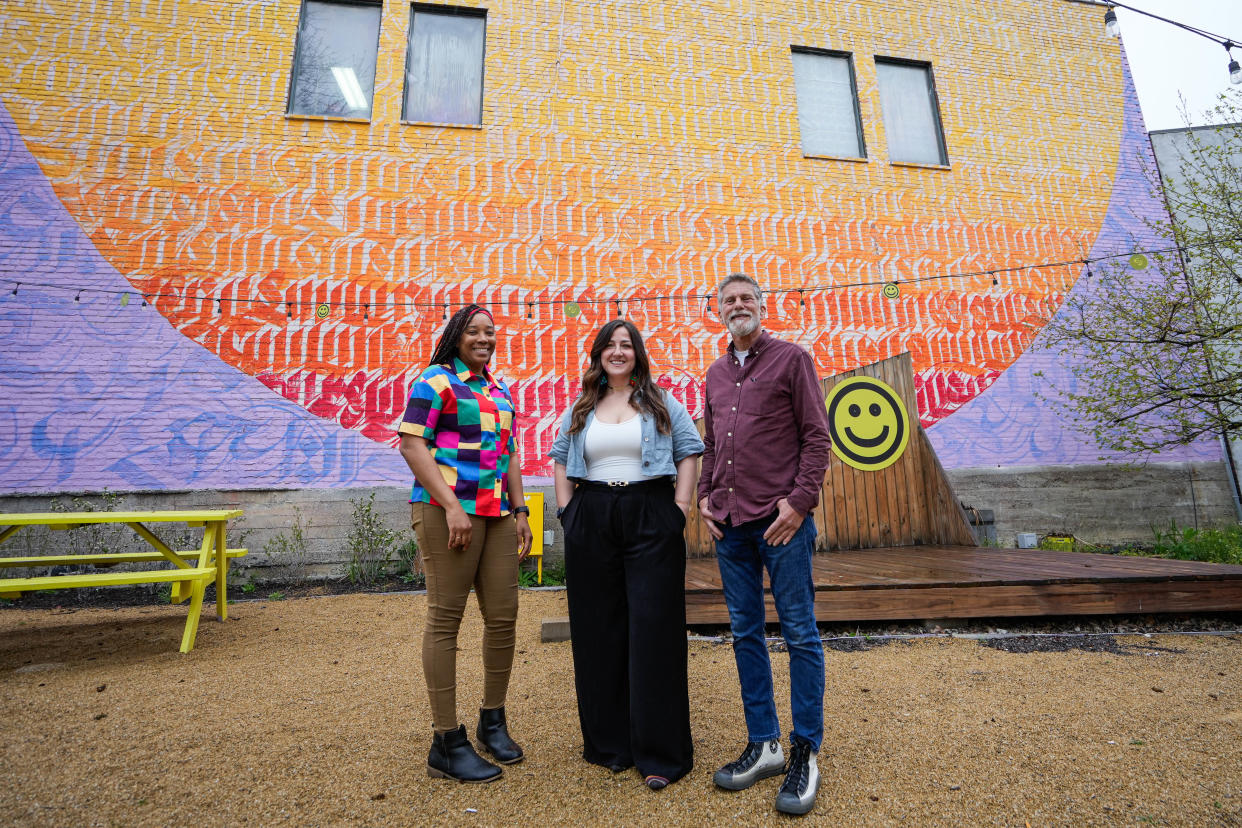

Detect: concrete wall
947,461,1238,547
0,485,560,582
4,460,1232,582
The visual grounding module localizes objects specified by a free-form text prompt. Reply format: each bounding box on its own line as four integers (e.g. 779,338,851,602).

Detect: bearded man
697,273,832,816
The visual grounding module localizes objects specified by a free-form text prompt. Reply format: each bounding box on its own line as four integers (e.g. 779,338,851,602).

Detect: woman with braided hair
399,303,533,783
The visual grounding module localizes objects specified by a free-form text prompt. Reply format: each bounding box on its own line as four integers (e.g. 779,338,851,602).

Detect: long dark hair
568,319,671,435
428,304,492,369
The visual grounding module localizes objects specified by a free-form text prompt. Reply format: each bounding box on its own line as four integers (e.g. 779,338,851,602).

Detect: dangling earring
598,373,608,388
628,374,637,387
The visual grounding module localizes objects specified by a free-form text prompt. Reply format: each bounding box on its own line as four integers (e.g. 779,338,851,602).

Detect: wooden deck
684,545,1242,624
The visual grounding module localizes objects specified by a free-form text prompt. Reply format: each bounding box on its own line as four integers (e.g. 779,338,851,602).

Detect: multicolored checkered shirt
399,357,517,517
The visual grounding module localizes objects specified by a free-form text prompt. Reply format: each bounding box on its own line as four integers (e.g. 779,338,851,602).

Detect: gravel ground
1,590,1240,826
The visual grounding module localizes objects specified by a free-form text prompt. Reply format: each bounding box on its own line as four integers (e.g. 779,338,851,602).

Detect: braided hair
428,304,492,369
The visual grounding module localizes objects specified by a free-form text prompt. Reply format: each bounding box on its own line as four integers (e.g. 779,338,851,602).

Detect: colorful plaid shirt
399,357,517,517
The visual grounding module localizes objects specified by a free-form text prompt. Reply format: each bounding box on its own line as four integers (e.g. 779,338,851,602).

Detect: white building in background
1150,123,1242,521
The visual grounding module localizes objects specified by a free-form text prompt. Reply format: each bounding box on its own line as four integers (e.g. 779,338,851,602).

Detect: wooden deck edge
685,580,1242,624
684,573,1242,595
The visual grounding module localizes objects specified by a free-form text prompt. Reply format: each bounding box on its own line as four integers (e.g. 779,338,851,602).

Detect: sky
1114,0,1242,131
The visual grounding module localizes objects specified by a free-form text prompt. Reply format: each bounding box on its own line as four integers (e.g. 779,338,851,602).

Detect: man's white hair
716,272,763,305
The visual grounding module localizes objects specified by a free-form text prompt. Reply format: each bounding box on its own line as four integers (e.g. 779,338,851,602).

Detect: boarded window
403,5,487,125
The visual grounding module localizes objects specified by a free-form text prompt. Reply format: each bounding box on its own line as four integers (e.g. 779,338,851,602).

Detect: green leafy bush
1143,522,1242,565
345,493,407,585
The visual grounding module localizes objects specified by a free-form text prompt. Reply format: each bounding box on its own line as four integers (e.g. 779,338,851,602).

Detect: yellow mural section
0,0,1124,451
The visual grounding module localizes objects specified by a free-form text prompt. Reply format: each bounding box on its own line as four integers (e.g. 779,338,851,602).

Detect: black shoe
476,706,525,765
713,739,785,791
427,725,503,783
774,738,820,815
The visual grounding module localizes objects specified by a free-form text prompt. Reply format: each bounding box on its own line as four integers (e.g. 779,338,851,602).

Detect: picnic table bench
0,510,246,652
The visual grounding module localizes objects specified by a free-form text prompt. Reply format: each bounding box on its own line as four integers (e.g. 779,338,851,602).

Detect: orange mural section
0,0,1125,473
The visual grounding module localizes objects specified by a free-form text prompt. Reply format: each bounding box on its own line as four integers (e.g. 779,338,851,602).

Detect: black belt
578,478,671,492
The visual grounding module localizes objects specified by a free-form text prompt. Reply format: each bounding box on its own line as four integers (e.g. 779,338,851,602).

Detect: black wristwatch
556,506,565,519
512,506,530,517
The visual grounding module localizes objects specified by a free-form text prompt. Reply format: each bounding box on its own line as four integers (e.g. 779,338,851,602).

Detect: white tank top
583,415,657,482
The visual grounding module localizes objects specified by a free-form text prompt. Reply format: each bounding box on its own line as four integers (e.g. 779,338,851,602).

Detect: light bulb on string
10,282,17,296
442,304,448,321
74,289,82,303
363,304,369,321
991,273,998,287
1104,6,1119,37
1228,42,1241,84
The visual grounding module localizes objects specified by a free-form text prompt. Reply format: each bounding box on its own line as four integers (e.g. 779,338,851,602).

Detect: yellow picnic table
0,510,246,653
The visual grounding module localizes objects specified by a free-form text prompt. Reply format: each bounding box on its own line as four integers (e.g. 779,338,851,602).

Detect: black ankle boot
427,725,503,783
476,706,525,764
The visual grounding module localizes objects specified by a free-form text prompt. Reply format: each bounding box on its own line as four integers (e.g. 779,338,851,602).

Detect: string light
216,298,222,314
363,304,369,321
1101,2,1241,86
1104,5,1120,37
2,235,1238,318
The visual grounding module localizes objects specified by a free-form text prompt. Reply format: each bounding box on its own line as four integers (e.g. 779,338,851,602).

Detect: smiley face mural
825,377,911,471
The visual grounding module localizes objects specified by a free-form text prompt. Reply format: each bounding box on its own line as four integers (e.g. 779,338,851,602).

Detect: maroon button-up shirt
697,331,831,524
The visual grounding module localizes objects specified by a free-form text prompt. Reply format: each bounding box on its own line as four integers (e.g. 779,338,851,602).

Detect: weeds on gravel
263,506,311,577
393,538,424,588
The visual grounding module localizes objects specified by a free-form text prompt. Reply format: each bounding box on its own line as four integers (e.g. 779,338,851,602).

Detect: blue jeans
714,513,823,750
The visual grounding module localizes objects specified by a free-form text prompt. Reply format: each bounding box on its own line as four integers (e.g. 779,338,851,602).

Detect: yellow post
524,492,545,584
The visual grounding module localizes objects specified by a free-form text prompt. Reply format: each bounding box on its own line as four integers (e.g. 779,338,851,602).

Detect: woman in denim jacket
548,318,703,791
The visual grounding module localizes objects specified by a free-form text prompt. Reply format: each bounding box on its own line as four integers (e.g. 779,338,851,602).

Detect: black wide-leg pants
562,479,694,783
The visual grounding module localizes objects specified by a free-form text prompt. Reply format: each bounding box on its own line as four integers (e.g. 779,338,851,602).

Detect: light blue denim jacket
548,390,704,480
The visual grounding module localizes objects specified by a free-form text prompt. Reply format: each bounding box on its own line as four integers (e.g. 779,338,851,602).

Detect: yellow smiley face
882,283,900,299
825,377,910,470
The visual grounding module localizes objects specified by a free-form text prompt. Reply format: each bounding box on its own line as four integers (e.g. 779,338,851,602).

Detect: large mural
0,0,1217,493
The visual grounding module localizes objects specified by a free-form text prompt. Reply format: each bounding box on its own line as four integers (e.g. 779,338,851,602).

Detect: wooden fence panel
682,351,977,556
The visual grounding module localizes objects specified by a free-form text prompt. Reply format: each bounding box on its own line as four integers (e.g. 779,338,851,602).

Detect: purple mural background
0,100,411,492
927,55,1217,468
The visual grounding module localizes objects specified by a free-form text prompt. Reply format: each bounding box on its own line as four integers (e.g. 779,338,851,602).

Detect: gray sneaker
713,739,785,791
774,738,820,815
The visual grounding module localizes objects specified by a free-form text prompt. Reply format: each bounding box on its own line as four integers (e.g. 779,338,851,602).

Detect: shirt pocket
648,428,674,470
741,379,785,414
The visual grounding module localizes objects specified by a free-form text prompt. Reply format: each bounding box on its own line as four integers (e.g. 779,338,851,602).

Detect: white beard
726,314,760,339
